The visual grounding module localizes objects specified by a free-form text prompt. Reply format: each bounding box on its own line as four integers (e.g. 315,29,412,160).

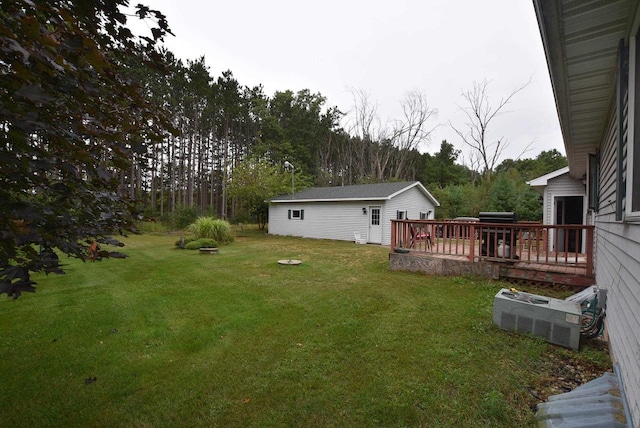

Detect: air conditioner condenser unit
493,288,582,349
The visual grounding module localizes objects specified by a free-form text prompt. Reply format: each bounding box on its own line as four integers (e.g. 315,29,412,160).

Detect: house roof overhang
533,0,639,179
527,166,571,187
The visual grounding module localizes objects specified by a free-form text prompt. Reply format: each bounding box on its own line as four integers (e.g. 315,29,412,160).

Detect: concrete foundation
389,252,499,279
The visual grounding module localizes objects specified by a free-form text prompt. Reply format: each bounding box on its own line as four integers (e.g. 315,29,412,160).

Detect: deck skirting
389,252,499,278
389,252,594,288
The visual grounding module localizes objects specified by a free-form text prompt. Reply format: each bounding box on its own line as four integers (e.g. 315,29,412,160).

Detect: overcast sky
134,0,563,164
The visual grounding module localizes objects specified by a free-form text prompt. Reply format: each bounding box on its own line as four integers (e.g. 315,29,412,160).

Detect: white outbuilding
268,181,439,245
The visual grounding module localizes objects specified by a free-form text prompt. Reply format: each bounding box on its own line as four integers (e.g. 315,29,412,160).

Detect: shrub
187,217,234,243
184,238,219,250
160,207,201,230
174,236,197,249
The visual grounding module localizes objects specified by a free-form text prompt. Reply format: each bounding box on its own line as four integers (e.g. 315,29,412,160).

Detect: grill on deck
479,212,518,258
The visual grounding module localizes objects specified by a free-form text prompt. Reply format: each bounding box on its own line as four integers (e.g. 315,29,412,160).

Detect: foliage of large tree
428,147,564,221
495,149,567,182
419,140,471,189
487,174,519,212
0,0,173,298
228,157,295,229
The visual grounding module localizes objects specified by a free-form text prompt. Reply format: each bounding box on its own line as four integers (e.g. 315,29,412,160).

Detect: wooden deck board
500,264,593,288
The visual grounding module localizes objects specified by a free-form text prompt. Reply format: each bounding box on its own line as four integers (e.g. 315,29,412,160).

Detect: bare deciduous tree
451,78,531,181
392,90,438,179
347,88,438,182
348,88,383,144
346,89,392,181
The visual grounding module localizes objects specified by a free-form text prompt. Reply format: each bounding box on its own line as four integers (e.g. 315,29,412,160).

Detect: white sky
134,0,564,164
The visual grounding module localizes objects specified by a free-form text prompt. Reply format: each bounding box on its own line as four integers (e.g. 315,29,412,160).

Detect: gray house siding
600,111,619,218
595,97,640,423
532,1,640,423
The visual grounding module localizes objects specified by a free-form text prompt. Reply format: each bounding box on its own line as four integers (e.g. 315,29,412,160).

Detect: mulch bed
526,337,611,411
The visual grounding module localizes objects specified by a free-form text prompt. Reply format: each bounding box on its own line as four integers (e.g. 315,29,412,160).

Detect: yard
0,229,611,427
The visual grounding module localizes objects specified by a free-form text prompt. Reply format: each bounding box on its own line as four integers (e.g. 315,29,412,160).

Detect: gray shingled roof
271,181,438,204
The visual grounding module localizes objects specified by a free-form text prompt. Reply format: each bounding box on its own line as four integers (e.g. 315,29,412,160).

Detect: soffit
534,0,638,178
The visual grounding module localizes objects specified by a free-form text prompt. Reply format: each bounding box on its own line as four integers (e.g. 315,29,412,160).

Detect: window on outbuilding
288,209,304,220
370,208,380,225
396,210,408,220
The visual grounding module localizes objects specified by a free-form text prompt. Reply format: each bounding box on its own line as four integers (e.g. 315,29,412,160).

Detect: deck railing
390,219,594,275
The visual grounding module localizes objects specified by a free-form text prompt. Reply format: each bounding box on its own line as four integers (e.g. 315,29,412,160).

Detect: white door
368,206,382,244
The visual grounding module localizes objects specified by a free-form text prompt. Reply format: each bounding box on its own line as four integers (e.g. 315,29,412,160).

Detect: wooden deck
390,251,594,288
499,263,593,288
390,220,595,289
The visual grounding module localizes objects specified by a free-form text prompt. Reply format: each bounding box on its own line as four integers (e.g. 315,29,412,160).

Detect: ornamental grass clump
187,217,234,244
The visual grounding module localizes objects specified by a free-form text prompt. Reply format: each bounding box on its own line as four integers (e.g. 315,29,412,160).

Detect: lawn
0,229,611,427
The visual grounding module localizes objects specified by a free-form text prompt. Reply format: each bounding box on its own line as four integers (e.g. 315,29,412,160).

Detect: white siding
542,174,586,225
595,94,640,425
268,201,374,243
268,185,437,246
384,186,436,220
383,186,437,245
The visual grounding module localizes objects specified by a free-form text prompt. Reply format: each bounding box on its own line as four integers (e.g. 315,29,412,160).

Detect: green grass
0,229,610,427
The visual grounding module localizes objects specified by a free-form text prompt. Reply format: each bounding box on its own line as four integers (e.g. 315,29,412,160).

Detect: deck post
586,226,594,276
390,220,397,252
468,224,475,262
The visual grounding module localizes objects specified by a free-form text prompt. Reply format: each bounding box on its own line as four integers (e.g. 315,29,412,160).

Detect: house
268,181,439,245
534,0,640,425
527,166,588,252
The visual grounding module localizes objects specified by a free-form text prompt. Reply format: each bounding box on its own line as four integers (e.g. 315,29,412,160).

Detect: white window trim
396,210,408,220
419,211,433,220
625,13,640,221
288,209,304,220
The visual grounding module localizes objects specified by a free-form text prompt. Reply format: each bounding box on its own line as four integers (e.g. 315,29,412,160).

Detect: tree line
121,54,447,225
123,53,565,225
